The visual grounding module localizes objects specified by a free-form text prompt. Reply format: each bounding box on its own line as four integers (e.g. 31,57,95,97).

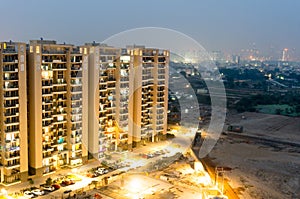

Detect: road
192,136,240,199
199,155,240,199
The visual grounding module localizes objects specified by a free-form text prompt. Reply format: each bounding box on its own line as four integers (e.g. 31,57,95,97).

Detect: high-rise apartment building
0,39,169,182
129,47,169,147
27,40,88,176
282,48,289,62
87,44,133,159
0,42,28,184
87,44,169,159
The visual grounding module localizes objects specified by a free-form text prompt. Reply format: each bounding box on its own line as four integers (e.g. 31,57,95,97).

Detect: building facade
0,42,28,184
87,44,169,159
129,47,169,147
27,40,88,176
0,40,169,183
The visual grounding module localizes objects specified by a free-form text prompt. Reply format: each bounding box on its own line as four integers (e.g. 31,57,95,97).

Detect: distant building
232,55,240,65
281,48,289,62
210,51,224,63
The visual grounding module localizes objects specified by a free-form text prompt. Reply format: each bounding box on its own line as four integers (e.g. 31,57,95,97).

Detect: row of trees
236,92,300,114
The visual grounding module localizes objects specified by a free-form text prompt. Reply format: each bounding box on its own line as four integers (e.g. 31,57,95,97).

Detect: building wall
0,40,169,183
0,42,28,184
27,40,88,176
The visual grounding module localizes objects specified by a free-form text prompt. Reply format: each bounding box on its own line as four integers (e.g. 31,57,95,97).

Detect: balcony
143,63,154,68
42,90,53,96
5,162,20,169
2,48,17,54
158,80,165,85
42,121,53,127
71,109,82,114
3,66,18,72
158,64,166,69
71,80,82,85
53,87,67,93
3,84,18,91
71,71,82,78
3,75,18,81
4,128,19,133
157,97,165,102
4,120,19,126
71,56,82,63
143,52,155,56
71,87,82,93
4,93,19,99
5,152,20,160
4,103,19,108
158,57,166,63
42,82,53,87
157,75,165,80
52,64,67,70
3,55,18,63
42,50,66,55
99,86,107,91
53,79,66,85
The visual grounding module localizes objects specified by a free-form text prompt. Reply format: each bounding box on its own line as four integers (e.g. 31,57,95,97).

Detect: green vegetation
28,178,34,185
236,93,300,116
46,177,52,185
255,104,299,116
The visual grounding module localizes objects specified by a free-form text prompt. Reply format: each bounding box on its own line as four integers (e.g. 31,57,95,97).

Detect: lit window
57,115,64,121
30,46,33,53
36,46,40,54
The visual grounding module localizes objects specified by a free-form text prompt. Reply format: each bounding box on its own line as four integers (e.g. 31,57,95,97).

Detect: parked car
24,191,35,198
147,153,154,158
63,190,72,194
61,180,75,186
92,173,100,178
97,168,108,174
43,185,55,192
31,189,45,196
51,184,61,190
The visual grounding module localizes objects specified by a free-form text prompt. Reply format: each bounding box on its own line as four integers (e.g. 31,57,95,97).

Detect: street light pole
215,166,225,195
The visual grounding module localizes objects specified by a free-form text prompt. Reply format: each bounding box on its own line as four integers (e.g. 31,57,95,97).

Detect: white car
24,191,35,198
97,168,106,174
43,185,55,192
31,189,45,196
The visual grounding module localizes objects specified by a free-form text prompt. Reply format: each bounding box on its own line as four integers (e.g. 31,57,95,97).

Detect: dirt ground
226,111,300,142
208,112,300,199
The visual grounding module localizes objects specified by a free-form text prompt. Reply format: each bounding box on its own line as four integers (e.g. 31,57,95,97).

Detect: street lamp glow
0,189,7,195
129,178,143,193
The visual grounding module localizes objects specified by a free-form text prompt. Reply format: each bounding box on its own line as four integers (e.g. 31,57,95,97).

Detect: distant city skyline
1,0,300,60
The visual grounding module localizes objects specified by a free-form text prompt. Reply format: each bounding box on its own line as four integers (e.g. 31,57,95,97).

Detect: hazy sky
1,0,300,59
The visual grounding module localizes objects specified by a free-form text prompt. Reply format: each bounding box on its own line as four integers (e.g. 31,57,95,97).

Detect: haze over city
0,1,299,199
1,0,300,60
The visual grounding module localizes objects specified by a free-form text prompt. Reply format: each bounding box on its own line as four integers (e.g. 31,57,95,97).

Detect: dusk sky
1,0,300,59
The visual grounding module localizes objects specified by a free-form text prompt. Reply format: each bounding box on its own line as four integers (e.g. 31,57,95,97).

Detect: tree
296,105,300,113
28,178,34,185
46,177,52,185
275,109,282,115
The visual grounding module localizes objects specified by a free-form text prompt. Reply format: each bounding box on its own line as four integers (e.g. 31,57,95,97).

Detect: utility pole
215,166,225,195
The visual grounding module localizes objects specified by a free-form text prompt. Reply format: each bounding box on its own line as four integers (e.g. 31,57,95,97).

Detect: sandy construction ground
208,112,300,199
227,111,300,142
